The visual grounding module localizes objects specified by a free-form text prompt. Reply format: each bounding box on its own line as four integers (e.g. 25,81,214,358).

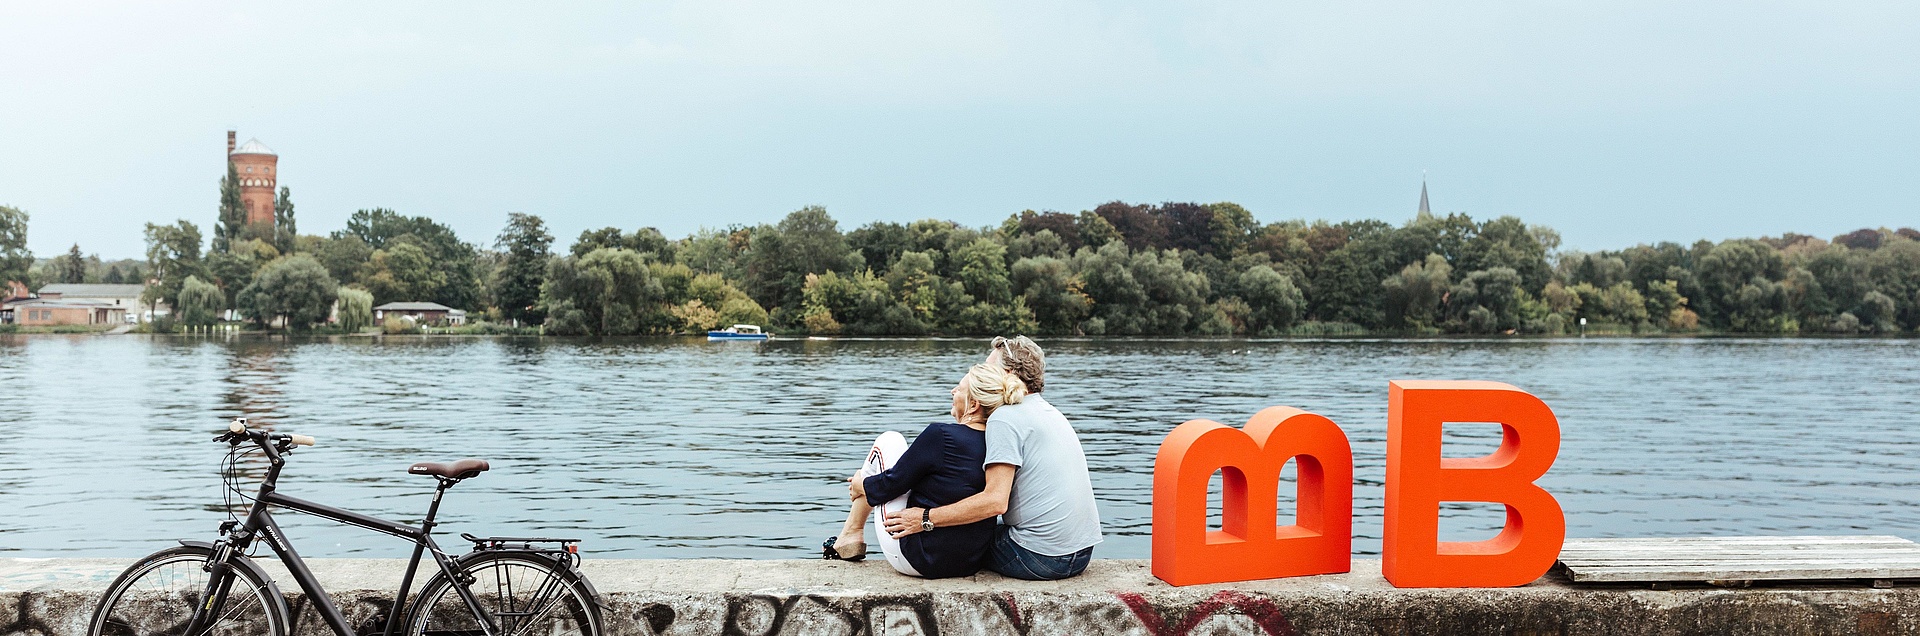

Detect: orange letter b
1151,407,1353,586
1383,380,1565,588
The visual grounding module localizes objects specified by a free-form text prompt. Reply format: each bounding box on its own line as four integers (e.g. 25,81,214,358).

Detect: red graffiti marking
1116,590,1297,636
997,592,1024,631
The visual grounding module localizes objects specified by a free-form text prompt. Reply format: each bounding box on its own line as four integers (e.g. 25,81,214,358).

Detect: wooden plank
1557,536,1920,584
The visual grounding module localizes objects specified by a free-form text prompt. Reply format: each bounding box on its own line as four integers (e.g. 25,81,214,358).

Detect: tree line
4,196,1918,335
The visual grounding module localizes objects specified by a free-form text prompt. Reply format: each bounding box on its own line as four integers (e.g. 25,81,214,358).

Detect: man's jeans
986,525,1092,580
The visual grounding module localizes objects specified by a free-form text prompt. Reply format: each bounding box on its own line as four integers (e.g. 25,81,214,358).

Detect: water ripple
0,335,1915,559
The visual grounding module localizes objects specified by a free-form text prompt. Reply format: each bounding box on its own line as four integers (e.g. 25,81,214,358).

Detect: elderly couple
821,336,1102,580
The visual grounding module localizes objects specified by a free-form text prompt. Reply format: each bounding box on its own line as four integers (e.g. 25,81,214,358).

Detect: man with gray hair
884,336,1103,580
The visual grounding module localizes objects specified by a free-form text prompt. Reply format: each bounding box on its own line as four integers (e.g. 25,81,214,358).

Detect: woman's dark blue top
863,422,994,579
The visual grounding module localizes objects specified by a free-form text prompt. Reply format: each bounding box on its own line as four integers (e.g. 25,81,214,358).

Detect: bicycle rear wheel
406,552,600,636
88,545,288,636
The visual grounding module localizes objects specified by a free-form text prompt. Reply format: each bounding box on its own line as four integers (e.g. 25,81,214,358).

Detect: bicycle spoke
203,583,269,636
520,574,569,636
95,553,276,636
415,558,592,636
495,562,511,632
503,586,571,636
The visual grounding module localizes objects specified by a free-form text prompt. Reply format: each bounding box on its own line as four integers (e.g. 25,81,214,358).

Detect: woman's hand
883,507,926,539
847,472,868,501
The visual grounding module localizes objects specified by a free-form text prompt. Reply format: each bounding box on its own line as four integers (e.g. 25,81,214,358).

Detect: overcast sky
2,2,1915,258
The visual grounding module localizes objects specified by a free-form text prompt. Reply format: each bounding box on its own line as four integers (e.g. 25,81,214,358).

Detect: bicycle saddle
408,458,490,479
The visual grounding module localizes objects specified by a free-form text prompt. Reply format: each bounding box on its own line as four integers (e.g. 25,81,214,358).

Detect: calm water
1,335,1917,560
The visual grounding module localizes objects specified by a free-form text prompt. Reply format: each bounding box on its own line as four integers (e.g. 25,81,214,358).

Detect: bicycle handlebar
222,419,317,448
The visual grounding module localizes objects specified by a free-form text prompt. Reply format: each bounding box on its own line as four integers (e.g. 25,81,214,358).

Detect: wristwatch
921,508,934,532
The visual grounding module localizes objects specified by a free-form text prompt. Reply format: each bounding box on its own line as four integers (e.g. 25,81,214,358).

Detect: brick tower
227,131,279,226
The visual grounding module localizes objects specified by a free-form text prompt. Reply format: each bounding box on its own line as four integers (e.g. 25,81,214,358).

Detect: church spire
1417,175,1431,217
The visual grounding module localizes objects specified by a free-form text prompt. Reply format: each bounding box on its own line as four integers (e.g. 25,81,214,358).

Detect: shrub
382,316,422,334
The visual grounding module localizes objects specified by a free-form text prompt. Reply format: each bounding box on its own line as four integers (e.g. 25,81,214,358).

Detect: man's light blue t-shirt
983,394,1104,557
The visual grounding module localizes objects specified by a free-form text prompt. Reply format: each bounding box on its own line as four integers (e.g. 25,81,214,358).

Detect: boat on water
707,324,772,341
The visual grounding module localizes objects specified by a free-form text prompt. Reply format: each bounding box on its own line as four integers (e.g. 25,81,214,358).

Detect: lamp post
1579,317,1587,337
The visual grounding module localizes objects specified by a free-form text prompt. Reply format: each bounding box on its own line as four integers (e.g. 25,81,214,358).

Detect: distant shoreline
4,328,1914,342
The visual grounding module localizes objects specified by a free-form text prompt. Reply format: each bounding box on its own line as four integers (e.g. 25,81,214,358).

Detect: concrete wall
4,558,1916,635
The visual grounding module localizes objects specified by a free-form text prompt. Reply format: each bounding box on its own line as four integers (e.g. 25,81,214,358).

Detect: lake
1,334,1917,560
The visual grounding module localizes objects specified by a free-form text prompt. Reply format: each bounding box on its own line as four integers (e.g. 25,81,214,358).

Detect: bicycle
88,419,604,636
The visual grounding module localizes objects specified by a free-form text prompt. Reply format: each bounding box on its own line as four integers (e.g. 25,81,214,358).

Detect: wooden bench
1557,535,1920,588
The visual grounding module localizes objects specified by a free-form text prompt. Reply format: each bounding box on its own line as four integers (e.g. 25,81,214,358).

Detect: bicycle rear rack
460,532,581,553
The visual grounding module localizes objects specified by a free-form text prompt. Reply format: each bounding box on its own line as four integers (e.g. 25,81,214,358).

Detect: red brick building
227,131,279,226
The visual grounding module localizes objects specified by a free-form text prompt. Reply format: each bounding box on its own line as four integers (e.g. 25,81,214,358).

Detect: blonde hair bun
965,362,1027,417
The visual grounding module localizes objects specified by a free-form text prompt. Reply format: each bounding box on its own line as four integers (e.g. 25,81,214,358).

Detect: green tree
58,244,88,283
1460,216,1553,291
213,162,245,253
1596,282,1651,326
316,235,374,284
680,272,768,331
206,239,280,308
1694,239,1786,327
335,208,483,309
1309,222,1397,327
849,221,915,273
952,237,1014,306
883,250,954,330
361,240,446,305
743,206,863,316
336,287,374,333
176,275,223,328
1446,267,1529,333
493,213,554,325
1006,229,1068,261
0,205,32,287
1206,202,1258,257
1238,264,1305,335
679,227,751,279
571,227,628,257
1864,239,1920,329
1644,279,1694,329
273,187,298,255
1076,210,1122,248
1857,290,1898,332
1071,242,1208,335
1724,276,1796,333
629,228,673,262
141,220,207,316
1011,256,1091,334
1382,254,1451,330
236,255,338,329
540,248,662,335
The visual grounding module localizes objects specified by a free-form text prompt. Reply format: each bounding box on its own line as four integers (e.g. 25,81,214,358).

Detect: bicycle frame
186,440,498,636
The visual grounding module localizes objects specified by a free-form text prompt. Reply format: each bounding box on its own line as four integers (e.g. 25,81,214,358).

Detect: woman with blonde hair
824,362,1026,578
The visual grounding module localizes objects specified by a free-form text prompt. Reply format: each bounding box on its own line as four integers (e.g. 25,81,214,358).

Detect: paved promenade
4,557,1917,635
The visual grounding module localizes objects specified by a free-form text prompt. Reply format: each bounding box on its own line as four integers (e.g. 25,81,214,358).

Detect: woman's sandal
822,536,867,561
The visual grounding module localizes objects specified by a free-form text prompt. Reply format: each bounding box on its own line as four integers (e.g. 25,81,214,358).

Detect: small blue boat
708,324,771,341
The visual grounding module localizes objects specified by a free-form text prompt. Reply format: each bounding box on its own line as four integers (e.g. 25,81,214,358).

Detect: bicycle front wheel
88,545,289,636
406,552,600,636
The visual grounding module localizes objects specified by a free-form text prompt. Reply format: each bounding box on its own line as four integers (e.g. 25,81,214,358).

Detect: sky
2,2,1916,259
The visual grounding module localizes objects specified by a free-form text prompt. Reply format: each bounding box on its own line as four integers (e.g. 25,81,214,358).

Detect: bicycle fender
176,540,292,623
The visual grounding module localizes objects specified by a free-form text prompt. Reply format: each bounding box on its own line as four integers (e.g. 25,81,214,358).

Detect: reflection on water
1,334,1917,559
